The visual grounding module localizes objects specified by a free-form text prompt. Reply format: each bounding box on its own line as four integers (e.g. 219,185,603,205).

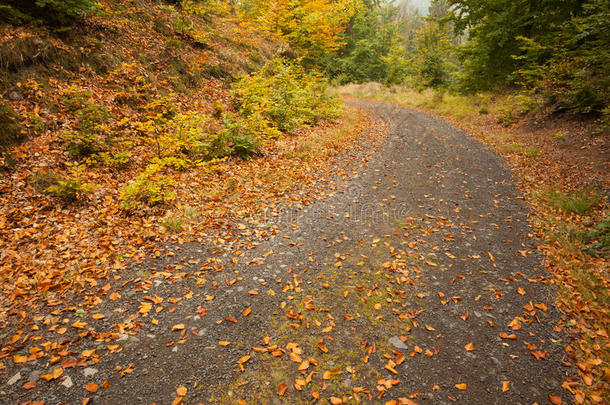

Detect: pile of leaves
0,0,340,316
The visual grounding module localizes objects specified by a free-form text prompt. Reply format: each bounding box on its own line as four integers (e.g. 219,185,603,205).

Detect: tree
321,1,405,83
239,0,361,63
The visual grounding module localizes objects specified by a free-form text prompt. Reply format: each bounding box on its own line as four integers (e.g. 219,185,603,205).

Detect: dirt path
2,101,571,404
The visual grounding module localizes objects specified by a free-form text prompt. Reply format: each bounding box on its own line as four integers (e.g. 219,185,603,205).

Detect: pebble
61,376,73,388
388,336,409,349
28,370,42,382
7,372,21,385
83,368,98,377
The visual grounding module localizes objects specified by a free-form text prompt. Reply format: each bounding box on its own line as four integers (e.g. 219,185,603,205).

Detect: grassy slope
0,1,363,313
336,83,609,404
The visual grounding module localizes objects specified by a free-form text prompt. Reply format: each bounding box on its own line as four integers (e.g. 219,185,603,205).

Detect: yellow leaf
502,381,510,392
176,385,187,396
72,321,87,329
219,341,231,346
238,355,251,364
40,368,63,381
172,324,185,331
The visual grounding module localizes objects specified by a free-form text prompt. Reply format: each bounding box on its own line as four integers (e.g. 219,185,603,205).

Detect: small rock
28,370,42,382
389,336,409,350
61,376,73,388
83,368,98,378
7,372,21,385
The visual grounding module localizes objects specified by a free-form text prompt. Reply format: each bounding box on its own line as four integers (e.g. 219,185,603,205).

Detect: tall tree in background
321,1,404,84
445,0,585,90
239,0,360,63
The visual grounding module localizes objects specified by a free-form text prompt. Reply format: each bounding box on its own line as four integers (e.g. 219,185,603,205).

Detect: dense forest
0,1,607,404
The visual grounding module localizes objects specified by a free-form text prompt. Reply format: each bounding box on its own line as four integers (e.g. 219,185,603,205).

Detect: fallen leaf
85,383,99,393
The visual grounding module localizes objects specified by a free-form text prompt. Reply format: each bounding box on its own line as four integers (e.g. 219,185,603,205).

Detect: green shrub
120,163,177,210
44,166,96,202
47,177,96,202
61,86,93,111
231,57,341,134
64,102,113,158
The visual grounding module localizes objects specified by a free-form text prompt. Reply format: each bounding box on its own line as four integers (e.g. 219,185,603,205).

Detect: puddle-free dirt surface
2,101,571,404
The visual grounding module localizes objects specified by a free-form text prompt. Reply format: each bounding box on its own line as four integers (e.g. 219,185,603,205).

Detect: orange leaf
549,395,562,404
23,381,36,390
176,385,187,396
502,381,510,392
85,383,99,393
455,383,467,390
277,383,287,396
464,343,474,351
40,368,63,381
172,324,184,331
242,307,252,317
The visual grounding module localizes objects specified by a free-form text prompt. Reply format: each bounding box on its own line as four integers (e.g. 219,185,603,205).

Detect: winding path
3,101,570,404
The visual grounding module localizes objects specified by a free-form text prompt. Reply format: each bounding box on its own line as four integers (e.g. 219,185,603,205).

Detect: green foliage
322,3,403,84
582,215,610,258
85,150,132,168
61,86,93,111
0,0,96,26
63,102,113,158
160,214,185,232
46,166,96,202
120,162,177,210
446,0,609,115
409,19,456,89
211,114,262,160
232,58,341,134
514,0,609,114
542,188,603,215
